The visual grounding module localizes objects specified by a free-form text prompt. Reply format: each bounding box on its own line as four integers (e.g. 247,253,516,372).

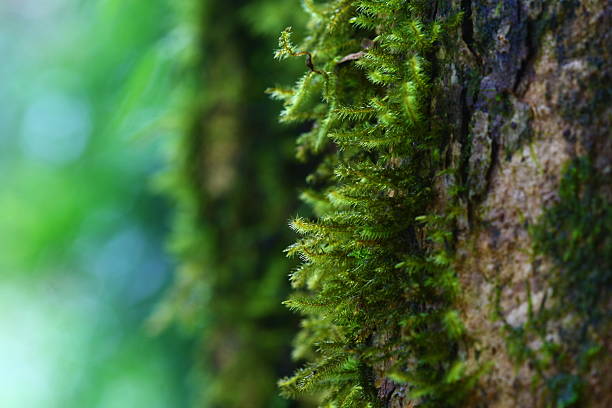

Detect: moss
272,1,482,406
497,157,611,407
493,1,504,19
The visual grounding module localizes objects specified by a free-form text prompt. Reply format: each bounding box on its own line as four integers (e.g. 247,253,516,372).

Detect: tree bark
407,0,611,407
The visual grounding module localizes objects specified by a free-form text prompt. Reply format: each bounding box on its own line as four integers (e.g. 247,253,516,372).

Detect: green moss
493,1,504,19
498,157,611,407
273,1,479,406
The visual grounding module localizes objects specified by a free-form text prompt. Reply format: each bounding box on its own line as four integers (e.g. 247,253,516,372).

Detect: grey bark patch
472,0,529,91
500,97,532,159
468,111,493,200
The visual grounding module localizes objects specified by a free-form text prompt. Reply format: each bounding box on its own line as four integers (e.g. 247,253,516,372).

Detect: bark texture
390,0,610,406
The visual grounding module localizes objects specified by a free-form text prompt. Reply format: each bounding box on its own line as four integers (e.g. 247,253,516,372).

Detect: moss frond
271,1,477,407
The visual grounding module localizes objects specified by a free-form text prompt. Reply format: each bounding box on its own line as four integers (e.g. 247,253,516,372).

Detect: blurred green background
0,0,192,406
0,0,312,405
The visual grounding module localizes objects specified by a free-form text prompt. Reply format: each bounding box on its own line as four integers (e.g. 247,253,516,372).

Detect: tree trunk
415,0,611,406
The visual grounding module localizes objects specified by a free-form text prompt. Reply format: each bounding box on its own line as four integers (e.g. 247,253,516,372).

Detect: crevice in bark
431,0,439,21
514,6,538,95
460,0,481,65
485,120,500,201
459,85,475,228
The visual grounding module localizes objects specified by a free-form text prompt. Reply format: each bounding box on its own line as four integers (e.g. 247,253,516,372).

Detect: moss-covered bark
275,0,610,407
430,1,611,406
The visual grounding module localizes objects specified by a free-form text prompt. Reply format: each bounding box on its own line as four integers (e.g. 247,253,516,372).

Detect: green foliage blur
0,0,192,406
151,0,314,406
0,0,329,406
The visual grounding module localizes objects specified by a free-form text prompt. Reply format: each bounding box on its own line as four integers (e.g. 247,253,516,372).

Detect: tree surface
273,0,611,407
434,1,611,407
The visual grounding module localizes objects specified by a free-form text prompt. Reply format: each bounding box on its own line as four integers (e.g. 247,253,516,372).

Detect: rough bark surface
388,0,610,406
